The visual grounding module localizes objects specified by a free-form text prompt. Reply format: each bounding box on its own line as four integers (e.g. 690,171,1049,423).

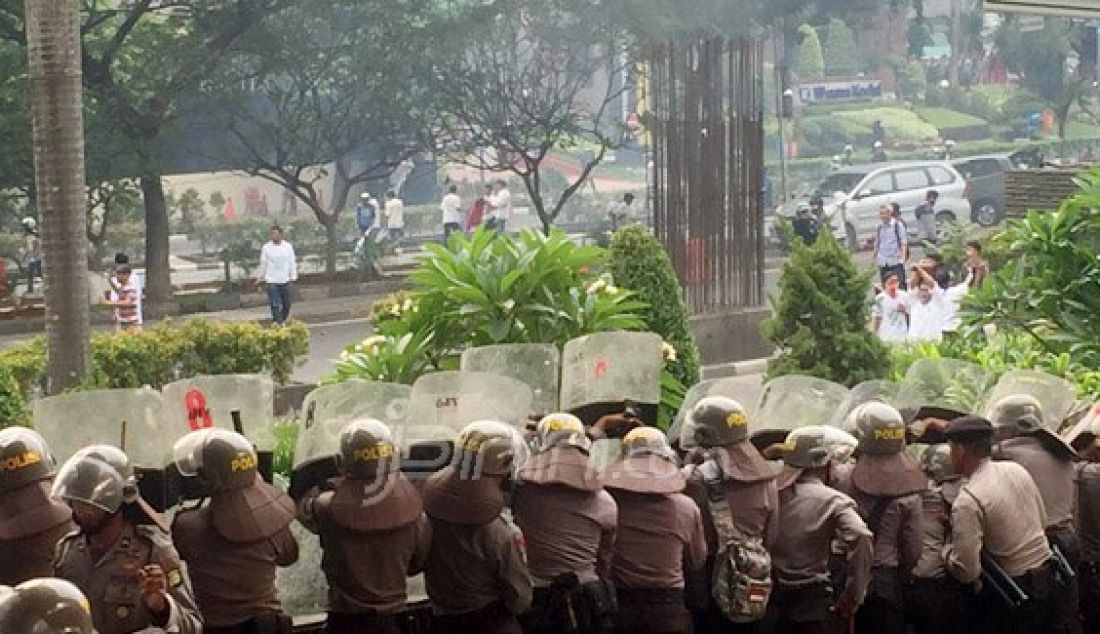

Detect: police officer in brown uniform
0,426,73,585
0,577,94,633
171,429,299,633
1072,432,1100,631
834,403,925,634
513,413,618,634
942,416,1056,634
422,420,532,633
298,418,431,634
905,443,966,634
989,394,1082,633
603,426,705,634
51,445,203,633
765,426,873,634
680,397,779,632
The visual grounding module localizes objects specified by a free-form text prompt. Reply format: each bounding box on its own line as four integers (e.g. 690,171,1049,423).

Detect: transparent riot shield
289,381,411,500
32,388,165,468
561,332,664,425
750,375,849,450
894,358,995,422
982,369,1078,431
830,380,900,429
669,378,754,450
401,371,534,445
460,344,561,416
161,375,276,454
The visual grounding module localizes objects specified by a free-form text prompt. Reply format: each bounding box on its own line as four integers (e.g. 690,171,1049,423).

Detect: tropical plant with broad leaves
327,228,648,385
328,330,436,386
960,168,1100,367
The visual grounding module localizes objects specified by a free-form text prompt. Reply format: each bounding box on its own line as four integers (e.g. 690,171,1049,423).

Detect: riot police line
1,332,1099,634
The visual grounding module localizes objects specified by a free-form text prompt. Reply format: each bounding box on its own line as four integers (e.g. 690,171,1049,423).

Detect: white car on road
777,161,972,251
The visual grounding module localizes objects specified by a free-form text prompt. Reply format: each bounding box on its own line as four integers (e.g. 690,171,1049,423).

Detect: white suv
785,161,971,250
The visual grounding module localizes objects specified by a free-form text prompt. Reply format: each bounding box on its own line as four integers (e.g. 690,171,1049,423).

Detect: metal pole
774,33,789,207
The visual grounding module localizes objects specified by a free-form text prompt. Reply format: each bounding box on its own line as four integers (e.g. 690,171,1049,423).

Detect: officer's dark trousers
1048,527,1084,634
326,612,400,634
854,566,904,634
1079,561,1100,632
760,582,846,634
973,562,1057,634
205,612,293,634
615,587,692,634
521,584,612,634
904,576,967,634
433,602,521,634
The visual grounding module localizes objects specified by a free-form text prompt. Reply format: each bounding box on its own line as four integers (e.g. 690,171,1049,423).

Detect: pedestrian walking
914,190,939,245
384,191,405,248
440,185,463,240
873,204,909,289
256,225,297,326
487,179,513,235
467,184,492,232
105,264,143,332
21,217,41,295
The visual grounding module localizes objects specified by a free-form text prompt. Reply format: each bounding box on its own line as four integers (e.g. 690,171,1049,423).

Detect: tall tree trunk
25,0,91,394
141,174,172,316
324,216,338,276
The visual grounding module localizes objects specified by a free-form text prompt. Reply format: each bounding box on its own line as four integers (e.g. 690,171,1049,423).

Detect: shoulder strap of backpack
700,457,745,543
894,221,902,247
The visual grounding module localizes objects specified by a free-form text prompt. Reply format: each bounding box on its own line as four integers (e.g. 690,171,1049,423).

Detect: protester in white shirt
384,191,405,248
871,273,909,342
256,225,298,326
904,266,967,342
487,179,512,234
440,185,463,239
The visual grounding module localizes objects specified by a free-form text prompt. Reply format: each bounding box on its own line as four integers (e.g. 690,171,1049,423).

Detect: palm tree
24,0,91,393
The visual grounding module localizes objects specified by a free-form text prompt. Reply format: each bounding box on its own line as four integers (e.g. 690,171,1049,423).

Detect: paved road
294,318,373,384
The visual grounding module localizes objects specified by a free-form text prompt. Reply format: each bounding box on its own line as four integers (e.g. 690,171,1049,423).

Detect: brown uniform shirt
1076,463,1100,563
994,435,1076,531
424,516,532,616
834,466,923,573
298,488,432,615
172,505,298,627
911,481,961,579
512,483,617,585
945,459,1051,583
54,522,203,634
0,520,74,586
683,457,780,553
608,490,706,589
773,475,873,606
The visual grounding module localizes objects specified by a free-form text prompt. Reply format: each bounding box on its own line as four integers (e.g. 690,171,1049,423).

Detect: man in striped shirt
106,265,143,332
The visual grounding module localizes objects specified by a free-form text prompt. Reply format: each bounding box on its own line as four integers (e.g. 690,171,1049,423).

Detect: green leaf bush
762,229,891,386
0,320,310,427
608,224,702,392
961,168,1100,368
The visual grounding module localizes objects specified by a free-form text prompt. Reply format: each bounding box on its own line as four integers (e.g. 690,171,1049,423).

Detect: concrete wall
689,306,774,366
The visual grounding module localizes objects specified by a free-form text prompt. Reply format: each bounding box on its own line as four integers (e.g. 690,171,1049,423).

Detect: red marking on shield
185,389,213,431
594,357,608,379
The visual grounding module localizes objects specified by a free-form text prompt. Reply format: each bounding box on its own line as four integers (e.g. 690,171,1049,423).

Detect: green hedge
609,225,702,425
915,107,991,142
0,319,310,426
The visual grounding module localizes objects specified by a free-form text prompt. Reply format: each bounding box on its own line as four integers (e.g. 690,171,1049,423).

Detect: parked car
952,154,1014,227
776,161,971,251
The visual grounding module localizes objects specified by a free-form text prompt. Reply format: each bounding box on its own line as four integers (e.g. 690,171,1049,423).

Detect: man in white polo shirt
256,225,298,326
488,179,512,235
